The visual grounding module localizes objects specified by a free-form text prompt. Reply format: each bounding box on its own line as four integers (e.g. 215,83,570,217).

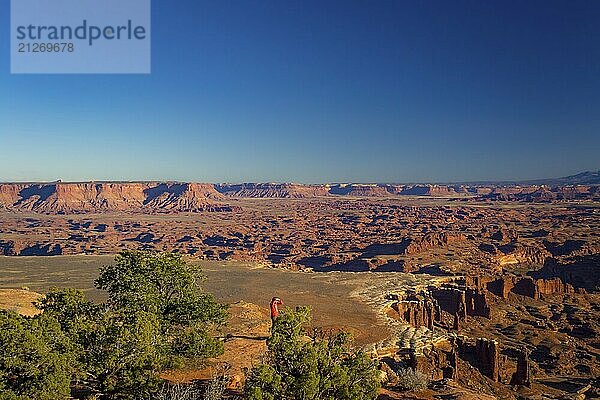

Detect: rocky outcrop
454,337,500,382
535,277,576,297
486,276,577,299
402,232,466,255
494,244,551,266
510,348,531,386
489,227,519,243
430,286,491,319
543,239,600,258
0,240,62,256
395,333,534,389
464,288,492,318
19,243,63,256
408,338,459,381
0,240,20,256
532,255,599,293
389,283,493,336
475,338,499,381
428,287,466,318
544,239,586,256
390,298,436,329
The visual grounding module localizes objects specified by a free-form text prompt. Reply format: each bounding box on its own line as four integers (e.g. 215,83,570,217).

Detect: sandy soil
0,255,421,346
0,288,42,316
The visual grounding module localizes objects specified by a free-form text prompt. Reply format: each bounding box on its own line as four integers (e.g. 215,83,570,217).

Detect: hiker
270,297,283,331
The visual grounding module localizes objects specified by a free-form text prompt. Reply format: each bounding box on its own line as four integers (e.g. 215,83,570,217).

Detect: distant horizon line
0,169,598,186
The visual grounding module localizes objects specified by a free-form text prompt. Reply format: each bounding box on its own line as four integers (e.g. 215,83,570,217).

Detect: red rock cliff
0,182,237,214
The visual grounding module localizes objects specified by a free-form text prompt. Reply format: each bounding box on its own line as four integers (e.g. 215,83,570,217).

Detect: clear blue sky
1,0,599,183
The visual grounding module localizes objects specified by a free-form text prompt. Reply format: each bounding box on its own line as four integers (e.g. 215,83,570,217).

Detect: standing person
270,297,283,332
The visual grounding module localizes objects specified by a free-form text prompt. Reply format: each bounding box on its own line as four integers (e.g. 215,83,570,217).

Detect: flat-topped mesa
213,181,600,199
215,183,329,198
480,185,600,201
399,184,465,196
212,182,476,198
0,182,238,214
143,183,235,212
48,183,149,212
0,184,24,206
93,183,147,209
328,184,390,197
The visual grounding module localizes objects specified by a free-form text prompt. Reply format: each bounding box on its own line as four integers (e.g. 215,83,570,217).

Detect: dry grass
0,288,42,316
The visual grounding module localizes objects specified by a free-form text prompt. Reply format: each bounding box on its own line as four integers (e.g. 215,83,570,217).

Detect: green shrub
245,307,380,400
30,251,229,399
0,311,76,400
96,251,227,363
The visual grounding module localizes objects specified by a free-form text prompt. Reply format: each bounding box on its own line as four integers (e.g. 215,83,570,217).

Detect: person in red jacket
270,297,283,331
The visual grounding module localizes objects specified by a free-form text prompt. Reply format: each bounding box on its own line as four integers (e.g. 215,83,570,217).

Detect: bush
96,251,228,364
395,368,429,391
30,251,228,399
153,368,234,400
202,365,231,400
245,306,380,400
155,383,200,400
0,311,76,400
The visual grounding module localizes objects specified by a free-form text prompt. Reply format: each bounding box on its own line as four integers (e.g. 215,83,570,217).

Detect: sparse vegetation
155,383,200,400
202,365,232,400
153,366,235,400
245,306,380,400
395,367,429,391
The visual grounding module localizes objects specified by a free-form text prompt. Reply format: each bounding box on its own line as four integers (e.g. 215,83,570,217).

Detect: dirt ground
0,255,397,346
0,288,42,316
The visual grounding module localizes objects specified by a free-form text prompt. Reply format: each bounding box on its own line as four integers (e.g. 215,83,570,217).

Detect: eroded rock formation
390,297,436,329
484,276,578,299
474,338,500,381
510,348,531,386
402,232,466,255
0,182,238,214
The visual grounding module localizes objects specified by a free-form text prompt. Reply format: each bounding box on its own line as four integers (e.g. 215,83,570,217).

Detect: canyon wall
0,182,238,214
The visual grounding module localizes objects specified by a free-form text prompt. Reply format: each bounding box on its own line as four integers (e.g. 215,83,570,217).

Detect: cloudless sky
1,0,599,183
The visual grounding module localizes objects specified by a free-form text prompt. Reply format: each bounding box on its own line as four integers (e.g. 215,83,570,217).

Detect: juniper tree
245,306,380,400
